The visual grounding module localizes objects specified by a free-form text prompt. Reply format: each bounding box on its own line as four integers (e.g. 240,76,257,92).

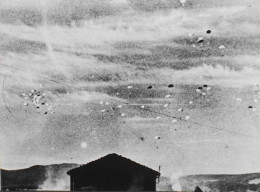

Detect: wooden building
67,153,160,191
194,186,203,192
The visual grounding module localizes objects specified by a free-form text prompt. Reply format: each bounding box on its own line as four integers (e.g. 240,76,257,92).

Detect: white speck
189,101,193,104
155,136,160,140
192,44,196,48
24,102,29,106
196,89,201,92
46,103,49,106
180,0,186,6
172,119,177,123
165,94,171,98
127,86,133,89
172,183,182,191
105,101,109,105
22,93,27,96
24,97,29,100
197,37,204,43
219,45,225,49
99,101,104,105
188,33,194,37
29,93,33,96
118,105,122,108
141,105,145,109
156,116,161,120
80,142,87,149
253,108,257,112
202,92,207,96
101,109,106,112
35,99,40,103
42,93,46,96
185,116,190,120
236,98,242,101
116,92,120,96
207,87,211,90
50,111,55,114
121,113,126,117
164,103,169,108
254,99,258,103
178,108,183,112
31,89,35,93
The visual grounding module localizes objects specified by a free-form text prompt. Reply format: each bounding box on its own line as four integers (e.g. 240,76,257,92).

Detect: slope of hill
1,164,260,191
179,173,260,192
0,163,79,191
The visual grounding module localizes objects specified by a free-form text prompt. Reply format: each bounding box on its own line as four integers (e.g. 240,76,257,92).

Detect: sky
0,0,260,178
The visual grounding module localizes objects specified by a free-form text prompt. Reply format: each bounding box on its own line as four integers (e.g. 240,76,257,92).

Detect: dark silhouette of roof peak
194,186,203,192
67,153,160,176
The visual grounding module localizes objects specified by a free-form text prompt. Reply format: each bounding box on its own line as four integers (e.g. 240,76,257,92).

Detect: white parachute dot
80,142,87,149
185,116,190,120
172,119,177,123
164,103,169,108
219,45,225,49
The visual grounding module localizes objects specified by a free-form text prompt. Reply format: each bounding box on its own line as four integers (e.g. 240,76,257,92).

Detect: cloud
128,0,182,12
149,64,260,87
1,0,259,38
1,0,260,176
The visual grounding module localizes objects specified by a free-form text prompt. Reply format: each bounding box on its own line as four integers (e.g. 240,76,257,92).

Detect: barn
67,153,160,191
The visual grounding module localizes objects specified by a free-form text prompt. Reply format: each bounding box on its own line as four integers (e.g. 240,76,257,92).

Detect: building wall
70,171,157,191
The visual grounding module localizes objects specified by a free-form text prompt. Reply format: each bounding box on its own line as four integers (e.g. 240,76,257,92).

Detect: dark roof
194,186,203,192
67,153,160,176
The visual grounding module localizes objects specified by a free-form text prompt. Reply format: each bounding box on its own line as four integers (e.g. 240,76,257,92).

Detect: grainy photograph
0,0,260,191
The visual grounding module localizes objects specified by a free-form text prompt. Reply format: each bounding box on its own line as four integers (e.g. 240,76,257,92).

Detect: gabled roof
67,153,160,177
194,186,203,192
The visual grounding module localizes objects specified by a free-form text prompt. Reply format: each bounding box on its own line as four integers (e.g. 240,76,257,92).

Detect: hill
1,163,79,191
179,173,260,192
1,164,260,191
